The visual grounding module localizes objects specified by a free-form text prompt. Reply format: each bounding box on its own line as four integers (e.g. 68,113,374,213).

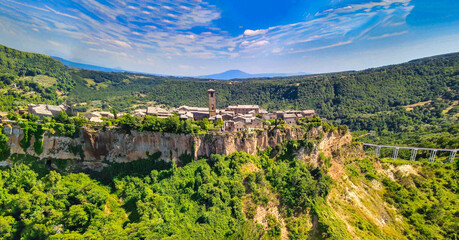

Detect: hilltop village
10,89,316,132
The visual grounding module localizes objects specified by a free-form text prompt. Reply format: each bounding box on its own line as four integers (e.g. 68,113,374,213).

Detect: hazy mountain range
52,57,125,73
197,69,308,80
52,57,307,80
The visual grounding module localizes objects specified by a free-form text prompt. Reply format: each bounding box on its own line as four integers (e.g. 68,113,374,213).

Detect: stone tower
208,89,216,117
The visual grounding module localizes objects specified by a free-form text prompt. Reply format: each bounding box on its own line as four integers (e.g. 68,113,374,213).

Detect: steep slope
2,121,456,239
0,45,74,111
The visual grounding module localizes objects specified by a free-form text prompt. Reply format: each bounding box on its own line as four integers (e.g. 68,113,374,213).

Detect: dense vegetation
381,162,458,239
2,140,457,239
114,114,223,134
341,157,459,240
353,101,458,150
0,144,335,239
67,52,458,117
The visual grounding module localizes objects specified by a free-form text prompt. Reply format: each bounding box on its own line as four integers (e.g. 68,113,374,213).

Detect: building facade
208,89,216,117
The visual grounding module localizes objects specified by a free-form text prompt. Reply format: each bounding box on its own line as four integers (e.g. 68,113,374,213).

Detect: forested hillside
68,52,458,116
1,138,457,239
0,45,74,111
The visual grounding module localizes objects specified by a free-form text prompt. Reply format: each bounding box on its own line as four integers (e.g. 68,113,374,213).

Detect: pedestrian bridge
362,143,457,163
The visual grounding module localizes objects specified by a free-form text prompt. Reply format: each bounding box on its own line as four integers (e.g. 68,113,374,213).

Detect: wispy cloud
47,40,63,47
293,40,352,53
241,40,270,48
44,5,79,20
89,48,128,57
367,30,408,40
0,0,417,73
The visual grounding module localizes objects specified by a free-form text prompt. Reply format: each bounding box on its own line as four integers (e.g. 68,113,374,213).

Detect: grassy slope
318,154,458,240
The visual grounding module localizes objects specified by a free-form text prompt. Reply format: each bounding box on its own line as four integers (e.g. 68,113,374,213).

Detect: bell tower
208,89,216,117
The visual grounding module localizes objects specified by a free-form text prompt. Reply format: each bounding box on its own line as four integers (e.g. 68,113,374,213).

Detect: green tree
0,133,10,161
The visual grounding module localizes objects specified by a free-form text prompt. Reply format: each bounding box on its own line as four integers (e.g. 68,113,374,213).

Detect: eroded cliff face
4,125,352,171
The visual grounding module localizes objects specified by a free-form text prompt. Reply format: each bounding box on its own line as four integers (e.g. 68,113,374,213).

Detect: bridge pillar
429,150,437,162
410,149,418,161
375,146,381,157
449,151,457,163
393,148,399,160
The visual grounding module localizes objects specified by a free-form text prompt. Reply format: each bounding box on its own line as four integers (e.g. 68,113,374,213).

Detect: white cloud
367,31,408,40
241,40,269,48
272,48,282,53
293,40,352,53
89,48,128,57
0,0,416,73
244,29,268,37
44,5,79,20
47,40,63,47
112,40,132,49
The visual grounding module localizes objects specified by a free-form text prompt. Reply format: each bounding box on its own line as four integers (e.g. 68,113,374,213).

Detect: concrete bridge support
429,150,437,162
449,151,457,163
362,143,457,163
393,147,399,160
375,146,381,157
410,149,418,161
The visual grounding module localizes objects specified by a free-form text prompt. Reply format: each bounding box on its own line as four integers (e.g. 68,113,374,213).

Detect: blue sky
0,0,458,76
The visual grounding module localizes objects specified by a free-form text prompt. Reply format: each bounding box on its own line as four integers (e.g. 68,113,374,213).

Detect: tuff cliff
3,125,352,171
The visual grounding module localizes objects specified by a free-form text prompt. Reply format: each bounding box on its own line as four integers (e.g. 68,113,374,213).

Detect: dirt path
442,100,458,114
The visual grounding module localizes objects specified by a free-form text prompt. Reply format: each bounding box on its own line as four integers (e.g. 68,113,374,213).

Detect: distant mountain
52,56,125,72
52,57,306,79
197,69,308,80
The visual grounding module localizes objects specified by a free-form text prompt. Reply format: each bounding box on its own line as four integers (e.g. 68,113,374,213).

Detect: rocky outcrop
4,125,352,171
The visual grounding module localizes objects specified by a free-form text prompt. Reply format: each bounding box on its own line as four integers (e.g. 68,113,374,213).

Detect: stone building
283,114,298,125
227,105,261,115
28,104,67,118
146,107,172,118
208,89,216,117
224,121,246,132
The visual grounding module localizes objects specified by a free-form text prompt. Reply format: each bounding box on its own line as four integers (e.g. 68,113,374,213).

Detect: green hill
0,45,458,239
0,45,74,111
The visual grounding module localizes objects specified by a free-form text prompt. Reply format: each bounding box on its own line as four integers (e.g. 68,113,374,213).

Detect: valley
0,44,457,239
